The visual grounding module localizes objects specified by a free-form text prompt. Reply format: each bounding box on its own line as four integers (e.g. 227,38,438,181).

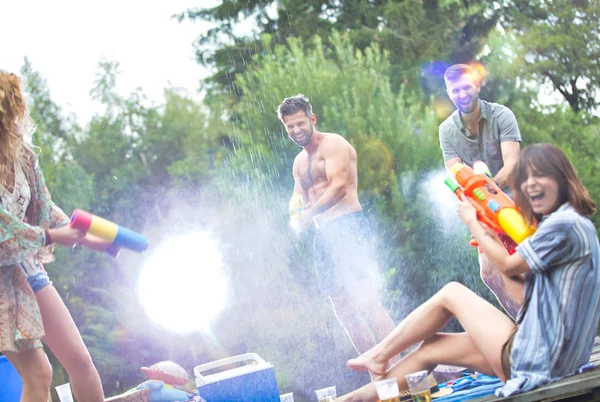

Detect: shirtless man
439,64,523,319
278,94,396,360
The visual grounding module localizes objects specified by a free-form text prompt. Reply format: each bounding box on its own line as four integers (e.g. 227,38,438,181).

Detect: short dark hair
444,64,479,84
277,94,312,121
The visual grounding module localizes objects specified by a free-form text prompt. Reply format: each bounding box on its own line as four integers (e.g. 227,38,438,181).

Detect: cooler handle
194,353,266,379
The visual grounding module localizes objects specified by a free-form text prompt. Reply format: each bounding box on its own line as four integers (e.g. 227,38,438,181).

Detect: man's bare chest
299,155,327,190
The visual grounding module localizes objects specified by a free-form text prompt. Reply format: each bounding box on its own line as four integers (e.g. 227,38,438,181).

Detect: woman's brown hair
512,143,596,225
0,71,40,223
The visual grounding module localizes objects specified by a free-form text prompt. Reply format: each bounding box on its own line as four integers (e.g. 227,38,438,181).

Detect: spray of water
420,168,465,233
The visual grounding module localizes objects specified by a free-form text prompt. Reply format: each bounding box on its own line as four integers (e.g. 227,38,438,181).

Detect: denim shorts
19,260,52,293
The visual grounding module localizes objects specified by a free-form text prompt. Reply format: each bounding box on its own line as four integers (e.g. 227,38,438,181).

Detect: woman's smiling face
520,165,561,216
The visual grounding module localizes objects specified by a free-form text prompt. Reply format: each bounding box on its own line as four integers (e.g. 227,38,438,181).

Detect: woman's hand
78,233,109,251
457,200,478,226
78,234,121,257
458,201,503,244
48,225,85,247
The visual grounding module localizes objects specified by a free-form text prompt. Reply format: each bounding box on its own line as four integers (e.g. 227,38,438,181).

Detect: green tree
504,0,600,113
229,31,493,326
177,0,501,95
19,59,231,397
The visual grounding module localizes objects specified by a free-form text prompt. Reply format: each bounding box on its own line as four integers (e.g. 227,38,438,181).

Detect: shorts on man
313,212,381,296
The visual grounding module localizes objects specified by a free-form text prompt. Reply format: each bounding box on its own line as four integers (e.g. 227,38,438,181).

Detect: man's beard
458,95,479,114
291,126,313,147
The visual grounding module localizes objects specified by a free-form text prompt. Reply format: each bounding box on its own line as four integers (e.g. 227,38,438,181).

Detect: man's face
282,111,315,147
446,74,480,114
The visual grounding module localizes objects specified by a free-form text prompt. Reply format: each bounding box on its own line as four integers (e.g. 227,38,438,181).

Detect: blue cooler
0,355,22,402
194,353,280,402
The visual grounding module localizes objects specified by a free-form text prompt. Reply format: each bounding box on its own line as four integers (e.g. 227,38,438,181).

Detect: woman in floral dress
0,71,108,401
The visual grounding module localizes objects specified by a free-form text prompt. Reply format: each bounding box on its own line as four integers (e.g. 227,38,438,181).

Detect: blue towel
434,373,503,402
434,363,597,401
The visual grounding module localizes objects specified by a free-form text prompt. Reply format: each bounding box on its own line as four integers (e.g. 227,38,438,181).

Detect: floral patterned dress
0,157,70,352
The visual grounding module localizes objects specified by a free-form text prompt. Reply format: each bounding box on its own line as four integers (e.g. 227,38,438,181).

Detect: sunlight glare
137,231,228,334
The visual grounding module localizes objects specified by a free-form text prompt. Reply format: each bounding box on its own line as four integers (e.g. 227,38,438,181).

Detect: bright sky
2,0,220,125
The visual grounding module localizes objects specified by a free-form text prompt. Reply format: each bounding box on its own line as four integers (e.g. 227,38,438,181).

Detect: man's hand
297,205,314,228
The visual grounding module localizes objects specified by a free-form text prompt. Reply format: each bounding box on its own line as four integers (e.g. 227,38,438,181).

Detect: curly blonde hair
0,71,35,189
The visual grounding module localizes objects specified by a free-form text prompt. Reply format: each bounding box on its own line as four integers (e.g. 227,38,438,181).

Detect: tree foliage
504,0,600,113
177,0,501,95
228,31,495,326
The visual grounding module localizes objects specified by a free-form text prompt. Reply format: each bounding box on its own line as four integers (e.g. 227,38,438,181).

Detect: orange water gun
444,161,536,250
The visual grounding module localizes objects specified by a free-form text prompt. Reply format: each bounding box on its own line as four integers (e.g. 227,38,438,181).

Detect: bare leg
330,294,377,354
337,332,498,402
370,304,396,342
479,253,524,320
330,294,383,382
347,282,515,379
349,275,402,372
349,276,396,344
4,348,52,402
36,285,105,402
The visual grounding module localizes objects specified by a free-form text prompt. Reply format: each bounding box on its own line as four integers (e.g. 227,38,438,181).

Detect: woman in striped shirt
339,143,600,401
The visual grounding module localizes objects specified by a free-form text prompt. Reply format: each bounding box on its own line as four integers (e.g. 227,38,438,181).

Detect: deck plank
470,336,600,402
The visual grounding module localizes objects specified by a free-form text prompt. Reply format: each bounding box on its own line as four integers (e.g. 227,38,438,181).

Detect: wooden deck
101,339,600,402
473,337,600,402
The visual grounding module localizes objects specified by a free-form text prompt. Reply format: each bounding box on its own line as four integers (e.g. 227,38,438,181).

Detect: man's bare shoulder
293,150,307,167
321,133,353,150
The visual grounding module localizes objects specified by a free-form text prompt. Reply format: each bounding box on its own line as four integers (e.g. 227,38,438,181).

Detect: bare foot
347,352,387,376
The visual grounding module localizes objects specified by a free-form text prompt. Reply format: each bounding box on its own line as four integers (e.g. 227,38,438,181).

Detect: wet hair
277,94,312,121
444,64,480,84
512,143,596,225
0,72,34,185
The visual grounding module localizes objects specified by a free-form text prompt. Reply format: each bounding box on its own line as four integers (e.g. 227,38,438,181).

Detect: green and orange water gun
445,161,536,250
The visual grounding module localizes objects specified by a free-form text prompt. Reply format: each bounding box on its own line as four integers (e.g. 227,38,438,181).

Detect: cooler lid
194,353,273,386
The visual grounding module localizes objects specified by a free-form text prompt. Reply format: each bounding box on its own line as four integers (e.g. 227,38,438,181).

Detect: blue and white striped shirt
496,203,600,396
